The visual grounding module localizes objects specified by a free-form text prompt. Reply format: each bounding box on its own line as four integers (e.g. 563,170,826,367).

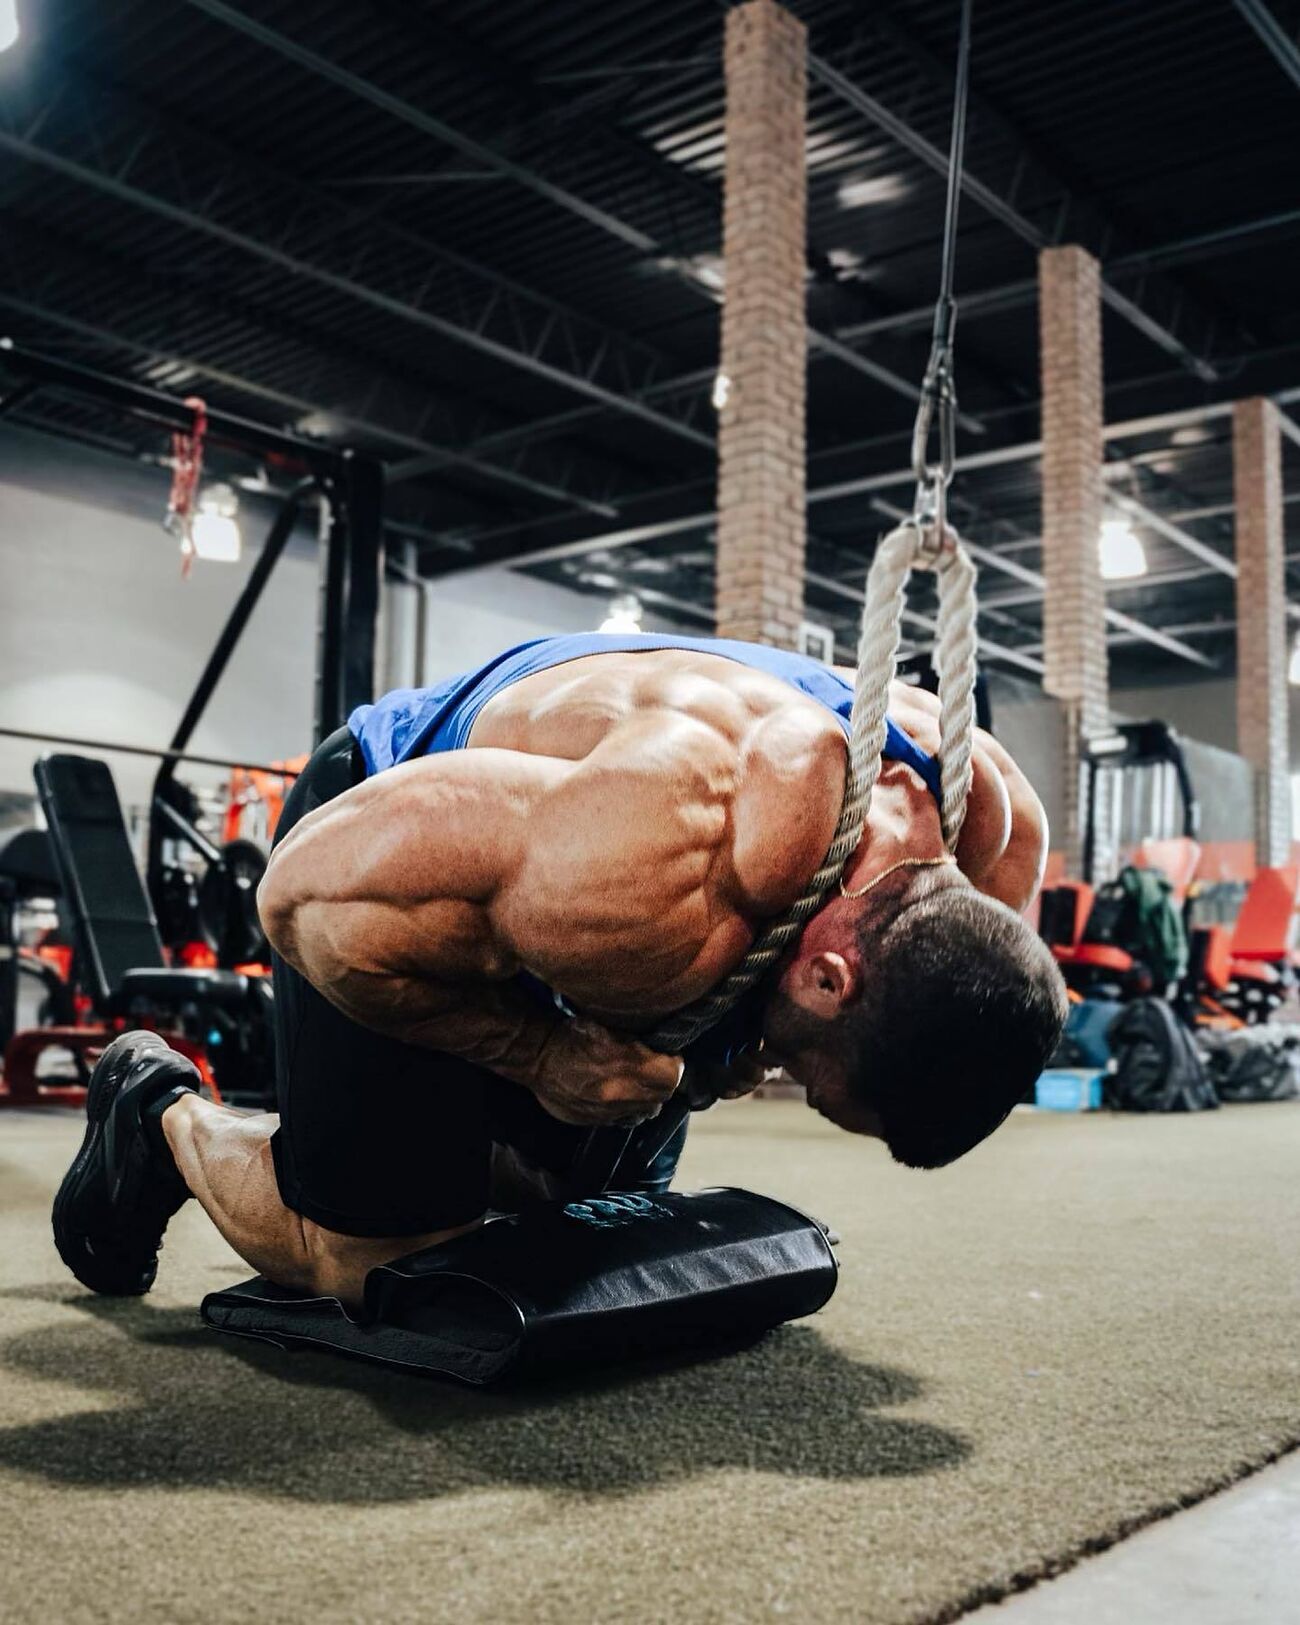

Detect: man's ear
792,950,858,1017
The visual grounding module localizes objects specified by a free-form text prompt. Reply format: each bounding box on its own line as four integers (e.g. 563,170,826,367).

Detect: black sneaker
52,1030,199,1296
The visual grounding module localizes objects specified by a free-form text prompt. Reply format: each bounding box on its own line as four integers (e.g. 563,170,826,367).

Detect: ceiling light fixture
711,371,731,412
0,0,19,53
598,593,643,635
1289,634,1300,688
836,173,909,210
1098,518,1147,581
191,483,243,564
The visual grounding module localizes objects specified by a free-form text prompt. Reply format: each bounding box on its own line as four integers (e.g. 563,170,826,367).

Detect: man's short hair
834,874,1068,1168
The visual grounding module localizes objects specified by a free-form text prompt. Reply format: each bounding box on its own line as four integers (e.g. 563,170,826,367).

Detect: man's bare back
259,647,1046,1126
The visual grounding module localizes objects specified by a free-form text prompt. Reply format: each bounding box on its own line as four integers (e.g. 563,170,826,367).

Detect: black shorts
268,728,686,1237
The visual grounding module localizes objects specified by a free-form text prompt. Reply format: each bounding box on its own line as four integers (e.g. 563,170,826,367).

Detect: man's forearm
304,956,566,1090
307,962,683,1127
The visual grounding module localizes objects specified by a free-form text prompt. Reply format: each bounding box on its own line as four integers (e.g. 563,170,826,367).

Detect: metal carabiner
911,363,958,559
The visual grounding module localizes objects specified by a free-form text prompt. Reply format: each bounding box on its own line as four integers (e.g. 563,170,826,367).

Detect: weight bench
4,754,273,1105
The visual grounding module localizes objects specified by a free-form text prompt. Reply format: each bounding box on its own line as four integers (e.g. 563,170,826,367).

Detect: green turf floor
1,1099,1298,1624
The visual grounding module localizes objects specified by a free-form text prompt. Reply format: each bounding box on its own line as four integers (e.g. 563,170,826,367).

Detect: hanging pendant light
1098,518,1147,581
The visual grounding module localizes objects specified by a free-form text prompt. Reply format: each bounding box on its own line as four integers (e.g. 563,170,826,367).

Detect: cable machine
0,338,386,951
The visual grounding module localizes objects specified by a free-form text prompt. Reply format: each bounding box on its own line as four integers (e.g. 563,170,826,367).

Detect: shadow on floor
0,1288,969,1503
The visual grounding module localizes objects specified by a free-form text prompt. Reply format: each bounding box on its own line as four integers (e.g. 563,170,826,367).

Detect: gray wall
987,671,1067,846
1113,677,1300,773
0,452,320,811
0,427,686,816
415,569,682,683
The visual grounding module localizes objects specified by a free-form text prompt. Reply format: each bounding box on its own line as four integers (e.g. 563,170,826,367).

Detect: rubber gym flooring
0,1098,1297,1625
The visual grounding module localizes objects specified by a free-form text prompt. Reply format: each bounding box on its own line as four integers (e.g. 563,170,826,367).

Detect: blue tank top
348,633,942,1066
348,632,942,800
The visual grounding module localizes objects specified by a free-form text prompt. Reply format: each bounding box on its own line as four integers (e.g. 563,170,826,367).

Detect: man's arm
258,749,682,1124
958,726,1049,911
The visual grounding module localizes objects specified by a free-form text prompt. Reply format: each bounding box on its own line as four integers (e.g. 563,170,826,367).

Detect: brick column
714,0,807,648
1038,245,1110,878
1233,397,1291,866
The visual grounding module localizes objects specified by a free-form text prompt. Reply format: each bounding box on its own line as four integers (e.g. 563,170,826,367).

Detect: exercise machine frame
0,338,386,944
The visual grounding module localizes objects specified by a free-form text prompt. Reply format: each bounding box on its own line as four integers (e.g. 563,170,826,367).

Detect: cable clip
910,297,959,555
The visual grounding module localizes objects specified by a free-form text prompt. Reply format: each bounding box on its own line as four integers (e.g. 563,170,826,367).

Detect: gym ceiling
1,0,1297,685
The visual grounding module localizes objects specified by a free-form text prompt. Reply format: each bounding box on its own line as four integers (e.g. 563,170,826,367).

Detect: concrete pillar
1233,397,1291,866
1038,245,1110,877
714,0,807,648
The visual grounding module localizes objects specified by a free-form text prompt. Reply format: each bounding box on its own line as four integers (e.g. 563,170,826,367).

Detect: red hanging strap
165,396,208,576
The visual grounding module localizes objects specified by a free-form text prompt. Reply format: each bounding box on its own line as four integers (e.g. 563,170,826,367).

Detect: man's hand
530,1017,684,1127
687,1051,772,1104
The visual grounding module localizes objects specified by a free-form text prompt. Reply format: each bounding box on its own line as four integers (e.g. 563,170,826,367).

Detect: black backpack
1198,1028,1300,1104
1106,999,1218,1113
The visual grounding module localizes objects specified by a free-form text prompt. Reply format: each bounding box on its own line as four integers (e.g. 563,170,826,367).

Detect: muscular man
54,632,1066,1308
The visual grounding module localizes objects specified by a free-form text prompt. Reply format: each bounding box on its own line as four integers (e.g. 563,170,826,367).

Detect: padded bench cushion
202,1186,839,1385
115,967,250,1007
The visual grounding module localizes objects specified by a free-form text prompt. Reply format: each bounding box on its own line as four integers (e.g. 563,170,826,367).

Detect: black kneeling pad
200,1187,838,1384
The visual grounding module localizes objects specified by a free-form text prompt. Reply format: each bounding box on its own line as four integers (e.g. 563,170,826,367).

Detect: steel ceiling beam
804,569,1045,677
1232,0,1300,92
1107,491,1237,580
14,206,687,517
792,393,1300,508
806,51,1222,383
1276,410,1300,453
181,0,983,438
182,0,666,259
0,285,620,518
981,562,1228,611
1108,489,1300,625
426,384,1300,562
1169,493,1300,522
830,207,1300,348
392,207,1300,488
1020,617,1238,656
0,72,716,453
868,498,1217,670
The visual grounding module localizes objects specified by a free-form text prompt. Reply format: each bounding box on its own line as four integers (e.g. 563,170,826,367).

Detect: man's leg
52,730,498,1304
235,726,491,1303
160,1095,477,1307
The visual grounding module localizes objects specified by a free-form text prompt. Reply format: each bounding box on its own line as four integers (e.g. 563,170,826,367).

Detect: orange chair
1195,924,1235,993
1190,865,1300,1024
1229,864,1299,968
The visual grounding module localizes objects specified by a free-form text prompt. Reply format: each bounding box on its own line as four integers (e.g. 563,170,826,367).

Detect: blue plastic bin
1034,1069,1104,1111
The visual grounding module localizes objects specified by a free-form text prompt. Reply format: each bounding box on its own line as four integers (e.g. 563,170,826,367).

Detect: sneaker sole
51,1029,174,1296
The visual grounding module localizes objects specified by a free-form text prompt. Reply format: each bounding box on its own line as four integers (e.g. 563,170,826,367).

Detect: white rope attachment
644,519,979,1056
928,525,979,851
